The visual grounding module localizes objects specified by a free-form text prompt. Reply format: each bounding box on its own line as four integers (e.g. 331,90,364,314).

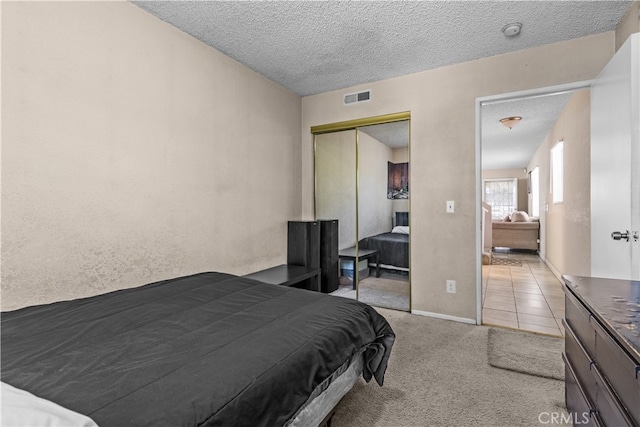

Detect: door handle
611,230,629,241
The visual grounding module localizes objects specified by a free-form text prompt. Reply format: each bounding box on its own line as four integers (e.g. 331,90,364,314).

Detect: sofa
492,211,539,251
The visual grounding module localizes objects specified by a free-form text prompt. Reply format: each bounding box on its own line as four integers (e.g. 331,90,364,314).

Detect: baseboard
539,254,563,282
411,309,477,325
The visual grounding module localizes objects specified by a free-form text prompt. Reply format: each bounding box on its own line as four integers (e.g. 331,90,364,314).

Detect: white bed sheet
1,382,98,427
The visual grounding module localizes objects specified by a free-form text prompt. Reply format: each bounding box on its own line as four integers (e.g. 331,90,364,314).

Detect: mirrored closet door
315,130,357,293
312,113,410,311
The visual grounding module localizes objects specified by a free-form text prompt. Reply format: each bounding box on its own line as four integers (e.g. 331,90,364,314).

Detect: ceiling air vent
344,90,371,105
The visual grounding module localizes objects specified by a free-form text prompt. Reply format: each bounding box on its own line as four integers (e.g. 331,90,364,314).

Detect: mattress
359,232,409,268
1,272,394,427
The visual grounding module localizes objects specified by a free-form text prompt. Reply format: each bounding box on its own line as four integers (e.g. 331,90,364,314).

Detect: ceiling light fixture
502,23,522,37
500,116,522,129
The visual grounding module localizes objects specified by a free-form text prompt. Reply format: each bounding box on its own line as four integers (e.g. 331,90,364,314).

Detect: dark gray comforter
359,232,409,268
1,272,394,427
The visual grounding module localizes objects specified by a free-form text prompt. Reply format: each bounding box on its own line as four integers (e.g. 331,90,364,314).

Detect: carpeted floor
487,327,564,381
330,272,410,312
358,276,410,311
331,308,568,427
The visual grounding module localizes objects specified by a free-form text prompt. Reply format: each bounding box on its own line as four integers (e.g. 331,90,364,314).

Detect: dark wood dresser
563,275,640,426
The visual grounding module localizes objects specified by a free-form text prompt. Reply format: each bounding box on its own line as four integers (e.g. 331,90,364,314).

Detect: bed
1,272,395,427
358,212,409,270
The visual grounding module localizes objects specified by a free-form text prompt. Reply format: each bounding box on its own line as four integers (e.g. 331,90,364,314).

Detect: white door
591,33,640,280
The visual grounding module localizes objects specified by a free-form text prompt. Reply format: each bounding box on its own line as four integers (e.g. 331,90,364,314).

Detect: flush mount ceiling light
502,23,522,37
500,116,522,129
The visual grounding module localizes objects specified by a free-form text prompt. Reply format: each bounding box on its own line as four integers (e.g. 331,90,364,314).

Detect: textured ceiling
132,1,630,96
481,92,574,169
360,121,409,150
131,0,631,169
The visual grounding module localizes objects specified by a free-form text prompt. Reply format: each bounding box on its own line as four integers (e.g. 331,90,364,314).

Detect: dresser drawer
592,318,640,425
564,320,597,406
591,362,637,427
565,286,597,358
563,353,601,427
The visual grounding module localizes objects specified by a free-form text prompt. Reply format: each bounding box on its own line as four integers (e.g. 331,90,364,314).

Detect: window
551,140,564,204
531,166,540,217
484,178,518,220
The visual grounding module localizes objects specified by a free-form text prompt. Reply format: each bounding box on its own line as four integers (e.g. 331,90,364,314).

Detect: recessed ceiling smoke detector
502,23,522,37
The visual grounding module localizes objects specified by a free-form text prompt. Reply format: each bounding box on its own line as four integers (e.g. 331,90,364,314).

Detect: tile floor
482,250,565,337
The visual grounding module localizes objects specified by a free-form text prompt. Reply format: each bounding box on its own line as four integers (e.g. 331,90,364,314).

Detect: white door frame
474,80,592,325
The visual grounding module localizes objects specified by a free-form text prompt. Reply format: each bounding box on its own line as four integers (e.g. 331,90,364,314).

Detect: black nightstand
338,248,380,290
244,264,321,292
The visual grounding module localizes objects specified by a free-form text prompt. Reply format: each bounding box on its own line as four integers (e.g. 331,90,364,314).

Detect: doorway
312,112,411,311
475,81,592,332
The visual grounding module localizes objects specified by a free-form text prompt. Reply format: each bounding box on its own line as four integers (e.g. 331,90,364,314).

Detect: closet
312,113,411,311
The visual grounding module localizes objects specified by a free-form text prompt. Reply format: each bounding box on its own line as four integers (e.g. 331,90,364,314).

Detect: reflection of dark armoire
287,220,338,293
319,220,339,293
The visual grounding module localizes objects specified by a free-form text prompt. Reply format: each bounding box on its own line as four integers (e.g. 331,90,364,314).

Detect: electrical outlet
446,280,456,293
446,200,455,213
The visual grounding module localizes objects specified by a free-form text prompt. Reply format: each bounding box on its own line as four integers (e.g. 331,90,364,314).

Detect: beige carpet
332,309,568,427
357,277,409,311
487,327,564,381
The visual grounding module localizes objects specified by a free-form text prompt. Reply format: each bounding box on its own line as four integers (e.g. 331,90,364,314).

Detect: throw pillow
511,211,530,222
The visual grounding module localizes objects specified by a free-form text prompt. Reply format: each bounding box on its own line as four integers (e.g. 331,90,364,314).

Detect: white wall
315,131,357,249
528,90,591,277
358,132,394,237
1,2,302,310
302,33,615,322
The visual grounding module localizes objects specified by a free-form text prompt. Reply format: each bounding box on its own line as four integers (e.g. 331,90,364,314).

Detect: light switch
446,200,455,213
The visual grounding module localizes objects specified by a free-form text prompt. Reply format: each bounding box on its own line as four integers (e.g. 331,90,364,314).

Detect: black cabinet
320,220,339,293
287,220,339,293
287,221,320,268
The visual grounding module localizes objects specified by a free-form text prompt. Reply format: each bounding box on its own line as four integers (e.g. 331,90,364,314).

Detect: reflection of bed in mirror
358,212,409,271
